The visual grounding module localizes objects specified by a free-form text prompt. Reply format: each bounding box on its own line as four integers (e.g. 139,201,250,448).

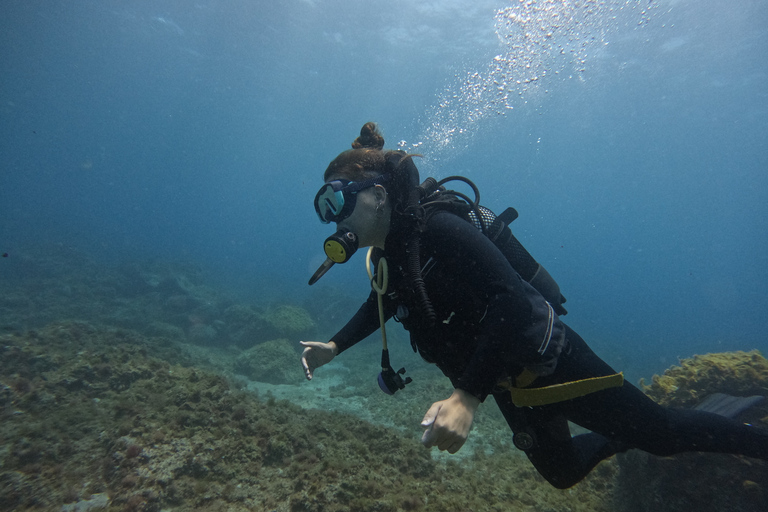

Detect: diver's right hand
300,340,338,380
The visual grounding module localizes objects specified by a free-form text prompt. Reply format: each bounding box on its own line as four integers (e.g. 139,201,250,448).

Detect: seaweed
0,322,613,512
618,351,768,512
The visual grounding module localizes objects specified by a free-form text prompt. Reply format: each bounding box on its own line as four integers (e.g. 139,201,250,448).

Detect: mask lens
314,181,348,223
313,174,386,224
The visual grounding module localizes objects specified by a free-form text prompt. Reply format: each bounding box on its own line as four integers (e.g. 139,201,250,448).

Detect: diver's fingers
421,402,441,428
420,403,442,447
299,340,326,349
301,354,312,380
421,422,437,447
430,431,464,453
300,343,316,380
299,341,336,381
447,439,464,454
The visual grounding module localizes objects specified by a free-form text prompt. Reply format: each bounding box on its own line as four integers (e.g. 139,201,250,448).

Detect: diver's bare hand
300,340,338,380
420,388,480,454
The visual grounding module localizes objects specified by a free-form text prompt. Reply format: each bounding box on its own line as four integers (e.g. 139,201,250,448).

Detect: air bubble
418,0,659,155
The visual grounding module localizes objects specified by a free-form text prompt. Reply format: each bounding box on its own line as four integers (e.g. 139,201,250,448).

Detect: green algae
640,350,768,410
0,248,316,351
223,303,316,349
617,351,768,512
234,338,303,385
265,305,316,339
3,251,765,511
0,322,613,512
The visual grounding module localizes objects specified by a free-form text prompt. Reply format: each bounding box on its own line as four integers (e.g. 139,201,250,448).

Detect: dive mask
313,175,388,224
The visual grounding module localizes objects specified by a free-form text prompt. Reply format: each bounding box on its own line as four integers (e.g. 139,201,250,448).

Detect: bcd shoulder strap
421,190,567,315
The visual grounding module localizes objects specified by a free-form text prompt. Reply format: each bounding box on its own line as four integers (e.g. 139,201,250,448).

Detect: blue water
1,0,766,381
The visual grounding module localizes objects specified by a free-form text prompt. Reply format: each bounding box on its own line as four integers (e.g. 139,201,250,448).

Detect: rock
234,338,303,385
224,304,316,349
60,493,109,511
617,351,768,512
265,305,316,340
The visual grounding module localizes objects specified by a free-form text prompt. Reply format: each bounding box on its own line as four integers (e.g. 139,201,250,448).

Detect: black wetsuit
331,209,768,488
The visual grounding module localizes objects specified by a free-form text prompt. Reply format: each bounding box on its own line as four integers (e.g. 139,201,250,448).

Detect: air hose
366,247,412,394
406,230,436,327
366,247,389,351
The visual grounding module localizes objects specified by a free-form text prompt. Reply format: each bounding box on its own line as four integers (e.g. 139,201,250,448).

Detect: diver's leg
555,326,768,459
494,324,768,488
493,391,625,489
568,382,768,459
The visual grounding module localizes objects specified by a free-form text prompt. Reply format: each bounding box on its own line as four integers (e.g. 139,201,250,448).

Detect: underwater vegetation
0,322,614,512
0,246,316,350
617,351,768,512
641,350,768,408
234,338,304,385
1,248,767,511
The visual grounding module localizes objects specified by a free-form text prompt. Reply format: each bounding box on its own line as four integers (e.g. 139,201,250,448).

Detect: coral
143,321,185,341
13,250,768,511
0,248,230,347
234,338,303,385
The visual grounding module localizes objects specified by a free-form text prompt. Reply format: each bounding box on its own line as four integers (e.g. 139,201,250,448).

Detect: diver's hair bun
351,122,385,150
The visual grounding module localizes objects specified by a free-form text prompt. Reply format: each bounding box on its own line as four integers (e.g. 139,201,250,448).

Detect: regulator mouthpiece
308,229,359,286
324,229,358,264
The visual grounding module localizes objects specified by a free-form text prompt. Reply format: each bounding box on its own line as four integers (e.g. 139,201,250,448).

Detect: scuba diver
299,122,768,489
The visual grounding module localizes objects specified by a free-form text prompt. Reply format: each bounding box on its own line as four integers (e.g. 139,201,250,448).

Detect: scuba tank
416,174,568,316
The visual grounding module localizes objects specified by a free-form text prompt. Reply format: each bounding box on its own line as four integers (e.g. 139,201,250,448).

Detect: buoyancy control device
416,174,568,316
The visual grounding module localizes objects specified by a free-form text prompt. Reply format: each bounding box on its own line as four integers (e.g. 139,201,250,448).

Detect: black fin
694,393,765,419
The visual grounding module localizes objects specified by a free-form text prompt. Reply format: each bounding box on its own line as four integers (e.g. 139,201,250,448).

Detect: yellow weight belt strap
499,370,624,408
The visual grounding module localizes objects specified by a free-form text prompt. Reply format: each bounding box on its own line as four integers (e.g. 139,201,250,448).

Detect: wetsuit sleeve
424,211,538,401
329,290,384,354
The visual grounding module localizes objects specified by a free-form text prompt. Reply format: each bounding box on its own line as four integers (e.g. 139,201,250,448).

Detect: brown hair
323,122,388,182
323,122,421,212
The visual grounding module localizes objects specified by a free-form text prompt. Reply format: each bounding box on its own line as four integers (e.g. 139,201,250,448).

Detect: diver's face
334,183,389,249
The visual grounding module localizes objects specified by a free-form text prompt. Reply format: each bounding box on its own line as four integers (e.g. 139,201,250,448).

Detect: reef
0,246,315,350
640,350,768,409
2,249,767,511
616,351,768,512
224,304,316,349
0,322,614,512
234,338,304,385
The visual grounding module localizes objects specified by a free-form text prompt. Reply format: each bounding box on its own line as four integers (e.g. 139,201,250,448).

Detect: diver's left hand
420,388,481,454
